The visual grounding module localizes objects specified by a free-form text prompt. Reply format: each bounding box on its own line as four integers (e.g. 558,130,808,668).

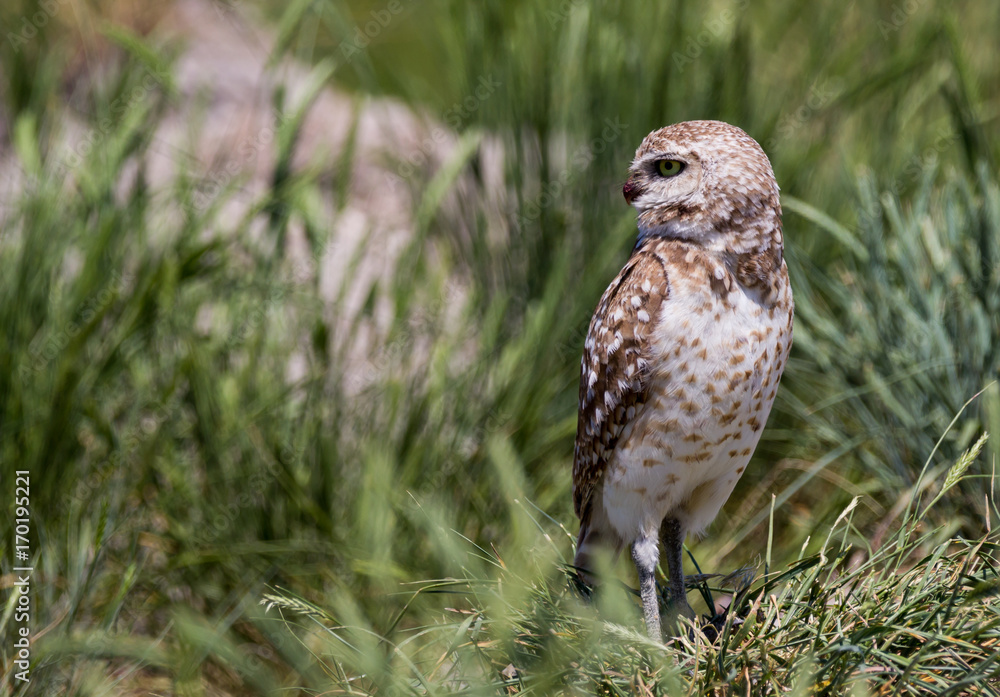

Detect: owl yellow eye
657,160,684,177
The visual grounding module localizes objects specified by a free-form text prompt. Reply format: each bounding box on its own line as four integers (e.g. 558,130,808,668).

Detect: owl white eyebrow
636,152,686,170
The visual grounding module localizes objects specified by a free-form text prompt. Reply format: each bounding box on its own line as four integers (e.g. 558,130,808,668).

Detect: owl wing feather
573,242,670,520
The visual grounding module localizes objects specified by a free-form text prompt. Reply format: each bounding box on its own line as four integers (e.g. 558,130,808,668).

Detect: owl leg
631,532,661,639
660,517,694,630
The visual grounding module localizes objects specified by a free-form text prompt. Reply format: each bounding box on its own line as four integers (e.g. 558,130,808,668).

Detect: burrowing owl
573,120,793,638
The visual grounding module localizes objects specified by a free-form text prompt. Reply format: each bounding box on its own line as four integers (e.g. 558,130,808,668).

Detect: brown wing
573,243,670,519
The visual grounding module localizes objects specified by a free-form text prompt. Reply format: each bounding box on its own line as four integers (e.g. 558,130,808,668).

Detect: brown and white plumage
572,120,793,638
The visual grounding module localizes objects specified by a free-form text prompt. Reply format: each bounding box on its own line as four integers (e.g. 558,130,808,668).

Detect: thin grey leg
660,517,694,630
631,533,661,639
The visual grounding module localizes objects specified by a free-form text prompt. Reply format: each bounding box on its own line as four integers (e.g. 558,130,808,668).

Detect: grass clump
261,468,1000,696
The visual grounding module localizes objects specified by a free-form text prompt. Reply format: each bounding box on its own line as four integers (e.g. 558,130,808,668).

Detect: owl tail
573,523,598,585
572,496,622,585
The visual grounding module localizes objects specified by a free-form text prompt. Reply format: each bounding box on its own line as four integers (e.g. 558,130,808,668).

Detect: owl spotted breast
572,120,793,639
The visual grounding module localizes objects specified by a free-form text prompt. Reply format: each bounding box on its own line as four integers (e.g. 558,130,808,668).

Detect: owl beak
622,177,643,204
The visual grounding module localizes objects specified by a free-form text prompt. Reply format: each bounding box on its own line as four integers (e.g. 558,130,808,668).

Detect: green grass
259,487,1000,696
1,0,999,694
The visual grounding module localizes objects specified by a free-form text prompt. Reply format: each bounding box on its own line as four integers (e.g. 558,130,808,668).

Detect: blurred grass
259,491,1000,696
1,0,999,694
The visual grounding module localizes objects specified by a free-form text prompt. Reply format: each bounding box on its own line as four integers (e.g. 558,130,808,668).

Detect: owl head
622,120,781,253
